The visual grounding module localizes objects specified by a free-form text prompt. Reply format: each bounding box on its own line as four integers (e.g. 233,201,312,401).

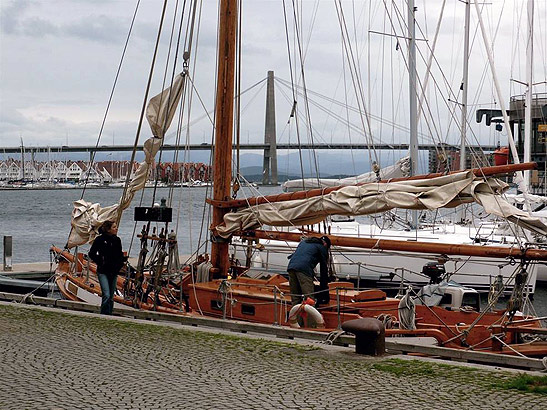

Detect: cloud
0,0,31,34
20,16,59,37
64,15,125,43
1,2,126,43
0,1,59,38
0,107,30,130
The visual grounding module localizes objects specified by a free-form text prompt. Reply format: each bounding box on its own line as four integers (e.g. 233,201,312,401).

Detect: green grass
497,374,547,394
372,358,547,395
372,358,479,378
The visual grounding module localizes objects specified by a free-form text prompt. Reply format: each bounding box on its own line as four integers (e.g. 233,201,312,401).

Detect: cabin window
439,293,452,305
241,304,255,316
461,293,480,311
211,300,223,311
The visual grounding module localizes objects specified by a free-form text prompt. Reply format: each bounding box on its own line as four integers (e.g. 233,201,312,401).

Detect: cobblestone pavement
0,302,544,410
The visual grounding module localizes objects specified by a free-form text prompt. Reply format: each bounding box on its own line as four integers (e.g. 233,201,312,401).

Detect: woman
88,221,126,315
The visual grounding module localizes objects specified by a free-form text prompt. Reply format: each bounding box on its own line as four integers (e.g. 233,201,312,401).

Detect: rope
19,271,58,304
397,289,416,330
491,334,528,358
324,330,346,345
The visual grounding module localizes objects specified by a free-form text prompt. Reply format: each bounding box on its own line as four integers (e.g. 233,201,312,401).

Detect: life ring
288,303,325,329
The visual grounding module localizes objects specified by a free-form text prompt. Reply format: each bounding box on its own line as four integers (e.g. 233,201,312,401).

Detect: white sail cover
66,74,185,248
216,171,547,238
282,156,410,192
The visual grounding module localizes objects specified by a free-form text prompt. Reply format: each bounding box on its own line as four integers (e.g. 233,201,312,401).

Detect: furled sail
216,171,547,237
66,73,185,248
282,156,410,192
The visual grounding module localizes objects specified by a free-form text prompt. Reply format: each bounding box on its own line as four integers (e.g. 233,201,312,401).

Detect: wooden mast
209,162,538,209
211,0,238,277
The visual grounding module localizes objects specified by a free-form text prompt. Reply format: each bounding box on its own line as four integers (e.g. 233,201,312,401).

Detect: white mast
473,0,533,226
460,1,471,171
458,0,471,223
408,0,419,228
524,0,534,192
474,2,526,191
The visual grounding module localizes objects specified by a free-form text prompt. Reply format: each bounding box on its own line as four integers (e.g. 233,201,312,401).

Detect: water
0,185,280,263
1,186,546,316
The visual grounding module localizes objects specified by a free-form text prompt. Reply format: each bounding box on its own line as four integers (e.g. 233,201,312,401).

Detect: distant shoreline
0,185,121,191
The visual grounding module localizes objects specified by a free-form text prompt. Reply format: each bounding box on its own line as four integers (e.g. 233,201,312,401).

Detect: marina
1,0,547,407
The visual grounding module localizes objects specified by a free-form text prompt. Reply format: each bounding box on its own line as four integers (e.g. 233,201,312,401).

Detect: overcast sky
1,0,546,167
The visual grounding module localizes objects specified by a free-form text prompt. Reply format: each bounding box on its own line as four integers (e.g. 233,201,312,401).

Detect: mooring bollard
3,235,13,271
342,317,385,356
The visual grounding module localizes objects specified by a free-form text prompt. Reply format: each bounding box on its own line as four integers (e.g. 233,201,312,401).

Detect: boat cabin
438,286,480,311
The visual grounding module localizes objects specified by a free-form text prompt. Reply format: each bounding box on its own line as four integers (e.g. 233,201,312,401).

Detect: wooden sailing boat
51,0,547,358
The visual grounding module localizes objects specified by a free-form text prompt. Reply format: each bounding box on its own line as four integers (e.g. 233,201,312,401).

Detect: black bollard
342,318,385,355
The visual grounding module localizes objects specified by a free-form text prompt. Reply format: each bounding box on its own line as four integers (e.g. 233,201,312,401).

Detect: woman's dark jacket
88,234,125,277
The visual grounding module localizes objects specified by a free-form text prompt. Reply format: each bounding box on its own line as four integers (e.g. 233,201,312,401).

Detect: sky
1,0,546,172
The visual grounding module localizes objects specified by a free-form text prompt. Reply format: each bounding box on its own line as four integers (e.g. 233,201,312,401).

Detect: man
287,235,331,306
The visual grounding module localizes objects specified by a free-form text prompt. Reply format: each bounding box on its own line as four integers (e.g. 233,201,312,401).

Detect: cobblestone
0,302,544,409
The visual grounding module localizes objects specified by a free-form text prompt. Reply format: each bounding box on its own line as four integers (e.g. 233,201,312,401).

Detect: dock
0,290,546,373
1,297,546,409
0,262,57,295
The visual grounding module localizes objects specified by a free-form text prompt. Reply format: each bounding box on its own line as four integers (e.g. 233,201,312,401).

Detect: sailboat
267,0,545,295
51,0,547,358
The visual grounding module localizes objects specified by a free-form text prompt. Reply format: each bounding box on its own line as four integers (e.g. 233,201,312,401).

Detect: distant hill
239,166,358,182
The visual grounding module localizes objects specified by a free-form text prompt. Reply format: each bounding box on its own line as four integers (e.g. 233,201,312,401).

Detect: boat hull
232,221,538,294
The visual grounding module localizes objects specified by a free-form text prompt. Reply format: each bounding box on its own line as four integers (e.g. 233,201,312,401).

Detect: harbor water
1,186,546,316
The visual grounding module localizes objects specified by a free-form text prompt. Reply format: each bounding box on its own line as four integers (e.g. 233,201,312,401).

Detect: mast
473,2,527,194
212,162,537,209
457,0,471,223
211,0,238,277
20,137,25,181
408,0,419,228
459,1,470,171
524,0,534,191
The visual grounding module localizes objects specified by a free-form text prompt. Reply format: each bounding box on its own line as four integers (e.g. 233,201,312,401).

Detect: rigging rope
118,0,170,226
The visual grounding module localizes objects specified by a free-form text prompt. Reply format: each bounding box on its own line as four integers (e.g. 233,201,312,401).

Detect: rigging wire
128,0,187,255
290,0,322,189
79,0,142,200
65,0,141,247
335,0,379,170
118,0,170,226
149,0,186,208
173,0,201,253
281,0,307,191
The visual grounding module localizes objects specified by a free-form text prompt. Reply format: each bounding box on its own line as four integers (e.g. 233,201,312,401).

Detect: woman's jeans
98,273,118,315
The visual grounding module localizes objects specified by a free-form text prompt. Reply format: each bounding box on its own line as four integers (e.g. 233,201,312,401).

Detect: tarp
66,74,185,248
282,156,410,192
216,171,547,238
415,280,449,307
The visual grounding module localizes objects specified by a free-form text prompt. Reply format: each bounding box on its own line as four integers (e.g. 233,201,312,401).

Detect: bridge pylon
262,71,278,185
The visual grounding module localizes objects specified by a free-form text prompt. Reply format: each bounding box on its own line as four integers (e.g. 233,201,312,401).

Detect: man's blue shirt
287,239,328,278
